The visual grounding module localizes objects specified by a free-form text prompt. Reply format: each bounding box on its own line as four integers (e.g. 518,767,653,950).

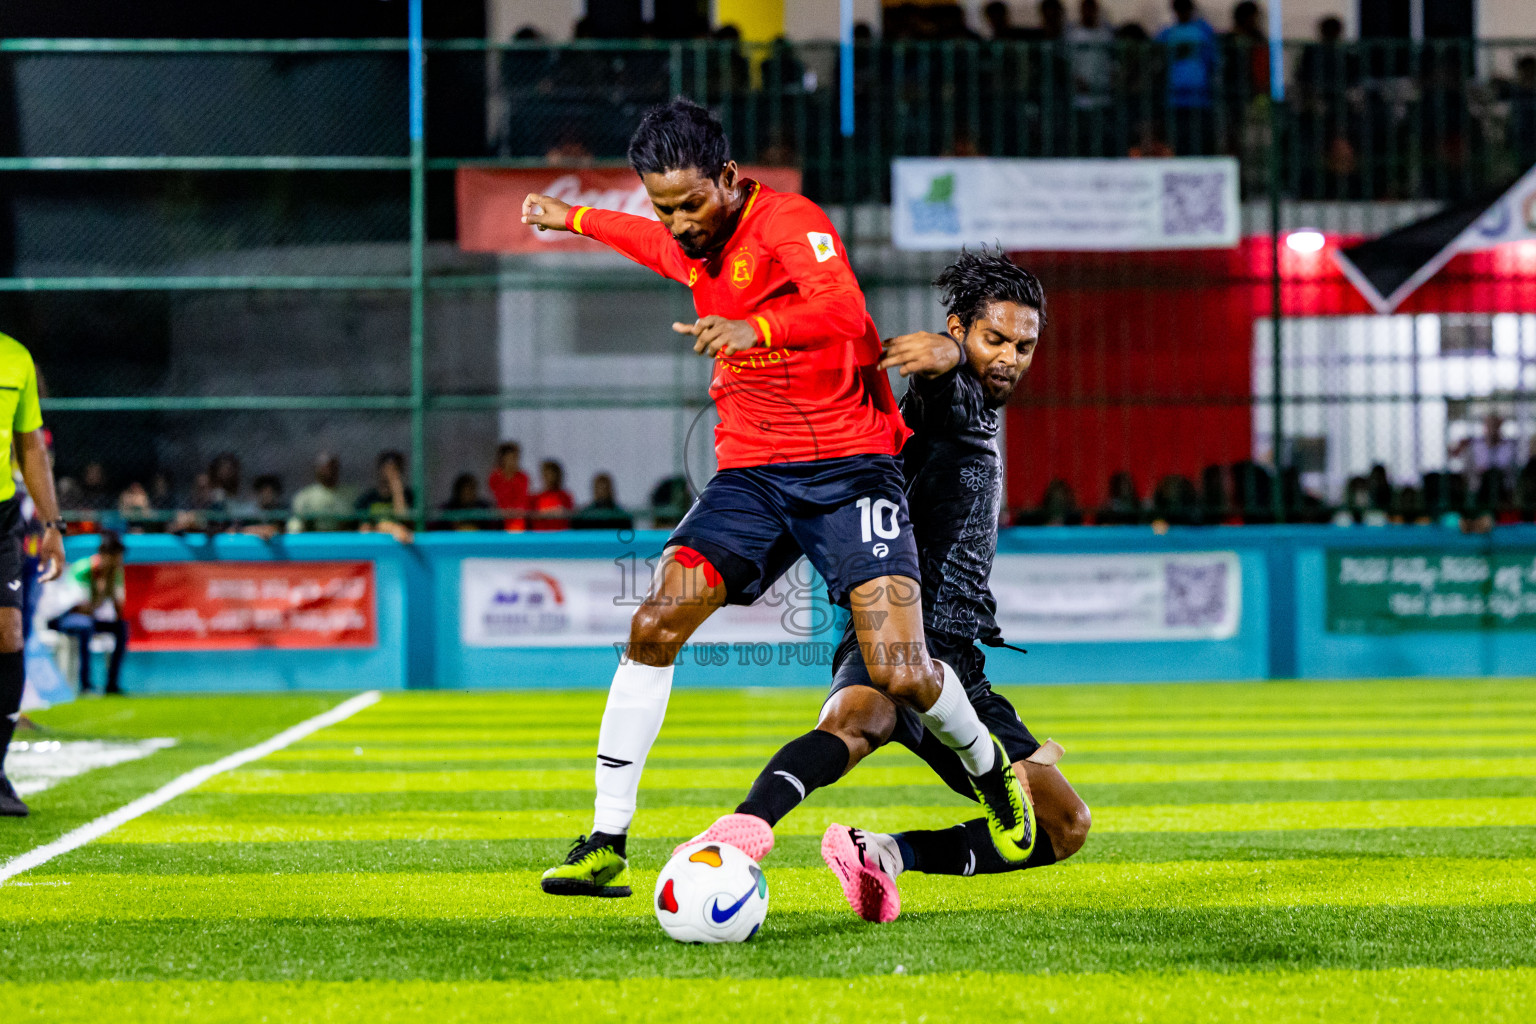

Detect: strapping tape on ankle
1025,739,1065,766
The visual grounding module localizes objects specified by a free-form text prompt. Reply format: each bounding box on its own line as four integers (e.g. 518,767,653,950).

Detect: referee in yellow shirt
0,332,66,817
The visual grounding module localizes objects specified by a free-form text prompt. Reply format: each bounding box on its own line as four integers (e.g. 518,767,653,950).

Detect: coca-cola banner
124,562,377,651
456,166,803,253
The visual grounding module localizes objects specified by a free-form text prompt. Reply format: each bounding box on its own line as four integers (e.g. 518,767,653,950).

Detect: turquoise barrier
61,525,1536,692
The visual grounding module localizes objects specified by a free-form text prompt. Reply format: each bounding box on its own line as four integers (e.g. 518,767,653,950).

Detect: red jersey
487,468,529,530
565,181,910,469
530,488,574,531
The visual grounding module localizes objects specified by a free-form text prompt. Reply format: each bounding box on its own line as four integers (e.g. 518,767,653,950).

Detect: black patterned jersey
898,365,1003,645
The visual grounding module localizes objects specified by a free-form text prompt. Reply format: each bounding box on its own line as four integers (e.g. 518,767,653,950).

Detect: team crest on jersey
807,232,835,262
729,248,756,288
687,267,699,287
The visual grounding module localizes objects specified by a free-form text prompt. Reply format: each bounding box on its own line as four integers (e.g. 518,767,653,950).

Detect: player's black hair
627,98,731,180
933,248,1046,331
98,529,125,556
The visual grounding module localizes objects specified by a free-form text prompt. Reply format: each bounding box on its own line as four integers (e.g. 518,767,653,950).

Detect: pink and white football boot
672,812,775,862
821,823,902,924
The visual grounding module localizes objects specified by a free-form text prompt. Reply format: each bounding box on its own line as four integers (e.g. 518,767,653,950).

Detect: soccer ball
653,840,769,943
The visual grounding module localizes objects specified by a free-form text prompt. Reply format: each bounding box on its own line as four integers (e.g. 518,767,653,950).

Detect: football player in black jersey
722,249,1091,922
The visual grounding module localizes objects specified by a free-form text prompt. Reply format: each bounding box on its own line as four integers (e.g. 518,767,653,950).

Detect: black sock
735,729,849,826
1022,828,1059,870
0,650,23,775
907,727,977,801
591,830,627,857
896,817,1059,875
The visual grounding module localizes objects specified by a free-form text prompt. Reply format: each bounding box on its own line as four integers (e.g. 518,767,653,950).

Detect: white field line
9,738,179,797
0,689,382,886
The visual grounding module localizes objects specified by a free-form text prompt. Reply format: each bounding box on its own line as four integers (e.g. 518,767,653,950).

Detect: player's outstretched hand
673,316,760,358
879,331,964,378
521,193,572,232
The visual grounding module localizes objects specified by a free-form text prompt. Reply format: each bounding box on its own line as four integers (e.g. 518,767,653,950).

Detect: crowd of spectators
509,2,1534,202
882,1,1532,186
1014,421,1536,533
55,440,696,540
57,421,1536,538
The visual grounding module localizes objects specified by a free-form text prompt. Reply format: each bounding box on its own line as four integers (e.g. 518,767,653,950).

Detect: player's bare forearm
18,430,58,524
879,332,964,378
19,428,65,580
521,192,572,233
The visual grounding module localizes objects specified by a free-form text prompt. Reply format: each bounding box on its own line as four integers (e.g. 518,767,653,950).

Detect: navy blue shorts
827,625,1040,766
667,453,921,610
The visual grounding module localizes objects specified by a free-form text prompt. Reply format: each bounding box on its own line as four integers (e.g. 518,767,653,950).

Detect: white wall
1483,0,1536,40
783,0,884,39
490,0,581,41
1251,314,1536,500
495,256,716,517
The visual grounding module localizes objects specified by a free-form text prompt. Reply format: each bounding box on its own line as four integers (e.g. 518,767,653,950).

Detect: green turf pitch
4,680,1536,1023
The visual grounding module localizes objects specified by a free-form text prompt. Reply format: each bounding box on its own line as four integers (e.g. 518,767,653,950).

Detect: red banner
124,562,377,651
456,165,803,253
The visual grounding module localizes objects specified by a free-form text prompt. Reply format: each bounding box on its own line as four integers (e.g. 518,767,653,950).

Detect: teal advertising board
58,525,1536,692
1327,549,1536,633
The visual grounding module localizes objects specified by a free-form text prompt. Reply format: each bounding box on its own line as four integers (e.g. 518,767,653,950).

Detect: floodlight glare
1286,230,1326,254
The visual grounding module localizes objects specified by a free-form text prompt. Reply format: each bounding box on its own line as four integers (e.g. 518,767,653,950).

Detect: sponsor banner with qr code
459,558,835,647
1326,549,1536,633
892,157,1240,252
990,552,1242,642
123,562,376,651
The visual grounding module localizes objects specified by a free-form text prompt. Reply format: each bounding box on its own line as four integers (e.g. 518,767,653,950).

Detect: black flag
1335,165,1536,313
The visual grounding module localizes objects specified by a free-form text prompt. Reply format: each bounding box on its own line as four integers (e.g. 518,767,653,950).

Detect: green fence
7,37,1536,530
489,37,1536,203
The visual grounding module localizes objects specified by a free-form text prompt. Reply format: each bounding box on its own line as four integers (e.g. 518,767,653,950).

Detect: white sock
592,660,674,835
915,660,997,777
861,829,906,878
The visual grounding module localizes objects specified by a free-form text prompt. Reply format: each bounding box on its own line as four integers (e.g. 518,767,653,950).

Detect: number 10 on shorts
856,497,901,543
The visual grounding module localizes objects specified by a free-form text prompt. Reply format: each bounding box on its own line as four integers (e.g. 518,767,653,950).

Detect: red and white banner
456,166,803,253
124,562,377,651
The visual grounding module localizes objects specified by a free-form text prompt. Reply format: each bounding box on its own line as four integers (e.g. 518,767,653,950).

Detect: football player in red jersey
528,100,1034,898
